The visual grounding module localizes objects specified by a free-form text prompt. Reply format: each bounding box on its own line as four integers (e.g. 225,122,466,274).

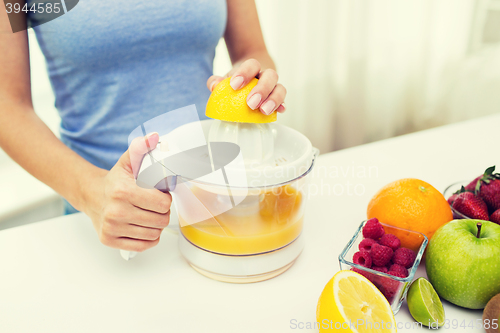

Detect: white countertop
1,114,499,333
0,159,59,222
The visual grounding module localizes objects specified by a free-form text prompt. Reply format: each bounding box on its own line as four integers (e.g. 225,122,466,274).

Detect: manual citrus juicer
125,79,318,283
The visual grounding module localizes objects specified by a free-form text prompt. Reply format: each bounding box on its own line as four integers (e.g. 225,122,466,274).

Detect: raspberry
350,267,372,280
353,250,372,268
359,238,378,252
371,266,388,273
378,276,401,301
379,234,401,251
388,264,408,278
387,270,407,279
370,243,393,267
362,218,385,240
352,268,379,287
392,247,416,268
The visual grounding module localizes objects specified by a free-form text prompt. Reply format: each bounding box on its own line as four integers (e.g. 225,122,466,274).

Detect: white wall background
248,0,500,152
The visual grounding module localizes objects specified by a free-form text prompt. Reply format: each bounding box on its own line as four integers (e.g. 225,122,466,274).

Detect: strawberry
465,176,481,192
448,186,467,206
475,166,500,213
452,192,489,221
491,209,500,225
447,193,459,206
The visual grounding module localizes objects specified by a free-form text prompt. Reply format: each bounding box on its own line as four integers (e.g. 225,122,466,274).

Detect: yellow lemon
316,270,397,332
205,77,277,123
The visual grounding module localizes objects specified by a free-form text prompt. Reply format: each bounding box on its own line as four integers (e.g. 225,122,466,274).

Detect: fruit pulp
180,185,304,255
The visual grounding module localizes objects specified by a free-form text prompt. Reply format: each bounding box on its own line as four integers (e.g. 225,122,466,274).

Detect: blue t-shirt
30,0,227,170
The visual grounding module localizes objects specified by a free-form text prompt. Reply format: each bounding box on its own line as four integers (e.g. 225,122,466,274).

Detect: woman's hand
82,133,171,252
207,58,287,115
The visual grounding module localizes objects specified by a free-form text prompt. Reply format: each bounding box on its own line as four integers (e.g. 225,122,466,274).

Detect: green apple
426,219,500,309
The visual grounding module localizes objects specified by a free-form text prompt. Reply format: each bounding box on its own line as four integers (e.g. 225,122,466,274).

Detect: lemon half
316,270,397,332
205,77,277,123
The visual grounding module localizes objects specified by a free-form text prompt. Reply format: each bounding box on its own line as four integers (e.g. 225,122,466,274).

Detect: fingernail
145,132,159,149
230,76,244,90
281,102,286,111
209,81,216,92
261,100,276,115
147,132,159,140
247,94,261,110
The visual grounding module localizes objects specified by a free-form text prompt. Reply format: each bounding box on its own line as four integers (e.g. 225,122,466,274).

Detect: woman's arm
0,5,170,252
224,0,275,72
0,7,97,210
207,0,286,115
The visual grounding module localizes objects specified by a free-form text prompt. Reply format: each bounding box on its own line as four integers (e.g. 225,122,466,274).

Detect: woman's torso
30,0,227,170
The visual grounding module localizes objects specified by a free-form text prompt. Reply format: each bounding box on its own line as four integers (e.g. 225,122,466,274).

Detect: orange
205,77,277,123
367,179,453,247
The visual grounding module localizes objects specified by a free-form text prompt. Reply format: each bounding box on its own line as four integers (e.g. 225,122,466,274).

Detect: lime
407,277,445,327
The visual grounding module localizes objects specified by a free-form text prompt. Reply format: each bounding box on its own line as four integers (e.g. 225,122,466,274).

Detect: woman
0,0,286,252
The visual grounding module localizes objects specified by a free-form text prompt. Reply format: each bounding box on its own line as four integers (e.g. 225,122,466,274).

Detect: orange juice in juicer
132,105,317,283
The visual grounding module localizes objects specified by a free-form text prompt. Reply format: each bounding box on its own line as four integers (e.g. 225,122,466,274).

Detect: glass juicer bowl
174,119,317,283
129,106,317,283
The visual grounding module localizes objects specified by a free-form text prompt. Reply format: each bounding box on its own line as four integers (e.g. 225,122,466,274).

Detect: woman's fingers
130,209,171,229
108,222,164,241
229,59,261,90
99,204,170,248
125,133,159,178
246,69,279,111
128,186,172,214
105,176,171,214
107,237,161,252
104,202,170,229
207,59,287,114
276,102,286,113
90,132,175,252
207,75,225,92
259,83,286,115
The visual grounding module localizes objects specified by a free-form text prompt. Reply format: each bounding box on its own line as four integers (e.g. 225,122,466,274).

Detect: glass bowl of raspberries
338,218,428,314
